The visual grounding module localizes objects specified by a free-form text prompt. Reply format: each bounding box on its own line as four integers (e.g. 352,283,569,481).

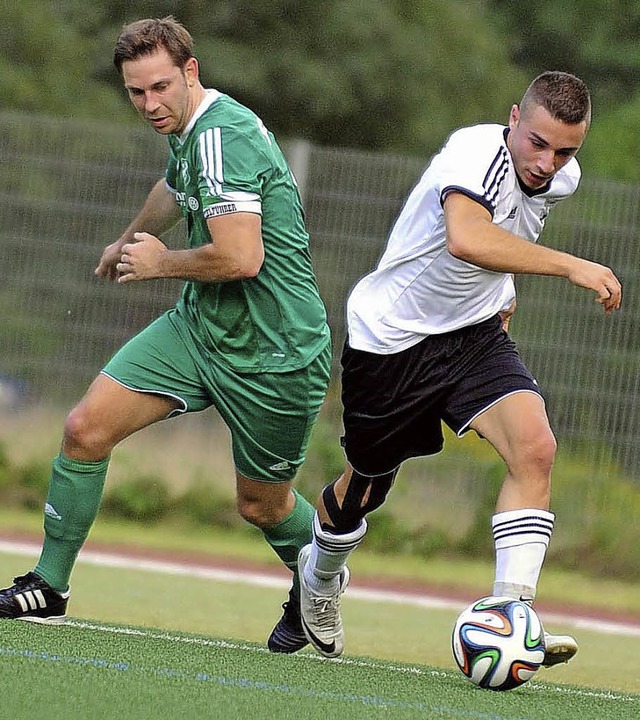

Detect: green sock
261,488,314,599
34,453,109,592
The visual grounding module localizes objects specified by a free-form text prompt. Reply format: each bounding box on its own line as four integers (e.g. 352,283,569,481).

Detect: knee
237,495,287,528
321,468,396,533
532,429,557,474
514,427,557,477
62,405,112,459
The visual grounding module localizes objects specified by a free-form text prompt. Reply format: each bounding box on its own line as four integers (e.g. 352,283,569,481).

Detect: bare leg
37,374,180,589
471,391,556,600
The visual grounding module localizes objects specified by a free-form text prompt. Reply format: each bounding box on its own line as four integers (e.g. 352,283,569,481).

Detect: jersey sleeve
165,142,178,193
195,123,270,219
437,125,510,218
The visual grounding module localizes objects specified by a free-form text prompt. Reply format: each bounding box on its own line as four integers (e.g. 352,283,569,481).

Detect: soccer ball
452,596,545,691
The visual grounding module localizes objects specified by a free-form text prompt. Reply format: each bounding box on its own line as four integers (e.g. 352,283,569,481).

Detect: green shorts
102,310,331,482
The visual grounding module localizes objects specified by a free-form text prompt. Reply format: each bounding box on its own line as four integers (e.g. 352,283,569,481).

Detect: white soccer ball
452,596,545,691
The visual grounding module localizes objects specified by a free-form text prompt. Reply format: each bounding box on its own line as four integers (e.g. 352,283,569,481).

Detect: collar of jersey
177,89,223,144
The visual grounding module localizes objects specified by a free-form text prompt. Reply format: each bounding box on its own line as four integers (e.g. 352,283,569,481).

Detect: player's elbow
238,247,265,279
447,232,475,262
240,264,261,279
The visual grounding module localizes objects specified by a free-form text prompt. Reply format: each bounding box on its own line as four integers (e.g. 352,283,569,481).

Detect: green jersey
165,90,330,372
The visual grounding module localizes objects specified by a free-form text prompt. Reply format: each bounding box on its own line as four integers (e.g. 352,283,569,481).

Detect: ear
508,104,520,130
184,57,199,86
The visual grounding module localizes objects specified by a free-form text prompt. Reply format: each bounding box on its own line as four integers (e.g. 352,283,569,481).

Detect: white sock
491,508,555,602
304,512,367,592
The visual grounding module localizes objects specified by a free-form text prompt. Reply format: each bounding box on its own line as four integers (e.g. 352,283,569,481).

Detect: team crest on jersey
175,191,200,212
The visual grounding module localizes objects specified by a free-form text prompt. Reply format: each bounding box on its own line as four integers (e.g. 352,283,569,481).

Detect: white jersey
347,123,581,353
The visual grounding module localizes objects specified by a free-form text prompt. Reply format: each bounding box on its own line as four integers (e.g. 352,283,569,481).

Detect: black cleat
0,572,69,624
267,589,309,654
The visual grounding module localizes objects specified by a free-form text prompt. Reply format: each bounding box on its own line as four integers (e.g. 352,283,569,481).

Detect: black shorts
340,314,541,475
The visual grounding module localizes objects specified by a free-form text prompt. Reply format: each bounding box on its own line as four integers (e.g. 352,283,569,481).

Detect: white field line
1,539,640,639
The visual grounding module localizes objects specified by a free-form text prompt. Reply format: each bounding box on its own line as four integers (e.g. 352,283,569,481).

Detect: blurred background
2,0,640,584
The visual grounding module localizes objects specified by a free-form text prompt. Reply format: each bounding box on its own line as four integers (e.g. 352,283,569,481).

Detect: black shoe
267,589,309,654
0,572,69,624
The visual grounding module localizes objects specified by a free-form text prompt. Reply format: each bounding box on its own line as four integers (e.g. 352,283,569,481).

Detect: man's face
507,103,589,190
121,48,198,136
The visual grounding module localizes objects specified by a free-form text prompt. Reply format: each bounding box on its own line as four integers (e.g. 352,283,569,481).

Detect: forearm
118,227,264,285
119,178,181,245
443,193,621,314
449,215,574,277
156,243,261,282
444,193,574,278
117,211,264,285
153,212,264,282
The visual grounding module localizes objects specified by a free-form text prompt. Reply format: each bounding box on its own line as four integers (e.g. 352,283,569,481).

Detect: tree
578,93,640,181
0,1,122,120
175,0,527,154
2,0,525,155
489,0,640,108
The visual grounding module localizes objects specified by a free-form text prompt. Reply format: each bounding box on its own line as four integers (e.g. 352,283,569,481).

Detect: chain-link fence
1,111,639,476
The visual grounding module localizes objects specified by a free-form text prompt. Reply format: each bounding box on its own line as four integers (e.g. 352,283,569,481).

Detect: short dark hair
520,71,591,126
113,16,194,74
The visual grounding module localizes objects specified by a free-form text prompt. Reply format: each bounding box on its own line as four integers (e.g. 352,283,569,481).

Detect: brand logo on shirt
179,158,191,186
507,206,518,219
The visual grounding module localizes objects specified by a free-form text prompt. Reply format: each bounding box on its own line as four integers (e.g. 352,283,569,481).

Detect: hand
116,232,168,284
498,298,517,333
568,258,622,315
95,240,126,281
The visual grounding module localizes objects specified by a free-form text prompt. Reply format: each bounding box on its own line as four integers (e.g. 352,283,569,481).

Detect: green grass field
1,543,639,720
2,617,639,720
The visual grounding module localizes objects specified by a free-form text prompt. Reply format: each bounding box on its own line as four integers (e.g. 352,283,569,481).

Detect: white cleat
542,631,579,667
297,544,350,658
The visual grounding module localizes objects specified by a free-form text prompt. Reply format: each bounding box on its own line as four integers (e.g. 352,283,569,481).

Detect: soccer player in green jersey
0,16,331,653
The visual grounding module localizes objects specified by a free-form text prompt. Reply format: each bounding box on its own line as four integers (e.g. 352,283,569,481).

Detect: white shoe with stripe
298,544,350,658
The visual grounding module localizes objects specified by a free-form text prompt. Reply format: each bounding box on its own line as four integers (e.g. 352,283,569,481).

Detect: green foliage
490,0,640,109
363,510,415,555
15,460,50,494
489,0,640,180
578,95,640,181
295,407,346,500
101,476,171,522
183,0,526,153
0,0,123,120
0,459,49,510
0,443,10,491
360,508,450,558
3,422,640,582
454,461,505,557
3,0,637,172
178,478,239,528
1,0,524,155
549,451,640,578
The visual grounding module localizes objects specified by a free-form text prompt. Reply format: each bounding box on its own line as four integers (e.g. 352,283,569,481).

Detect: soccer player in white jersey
0,17,333,653
297,71,622,663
